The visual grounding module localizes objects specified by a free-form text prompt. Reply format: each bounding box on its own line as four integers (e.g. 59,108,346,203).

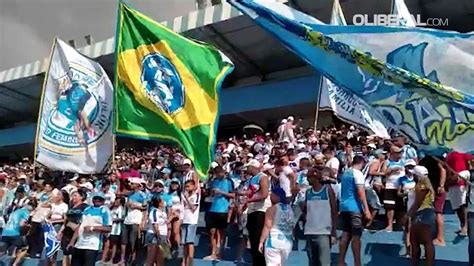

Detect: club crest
141,53,185,115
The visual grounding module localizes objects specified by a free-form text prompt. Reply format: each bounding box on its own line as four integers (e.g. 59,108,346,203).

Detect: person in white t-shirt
324,148,341,199
275,158,296,202
68,193,112,266
49,190,69,232
277,119,287,143
145,196,170,266
181,179,201,266
324,148,340,179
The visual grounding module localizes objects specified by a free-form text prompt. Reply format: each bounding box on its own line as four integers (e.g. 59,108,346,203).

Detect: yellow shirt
416,177,434,211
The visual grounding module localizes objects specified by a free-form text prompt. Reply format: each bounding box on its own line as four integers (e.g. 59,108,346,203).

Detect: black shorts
395,196,407,212
108,235,121,245
1,236,26,249
383,189,398,209
340,212,363,237
206,212,228,230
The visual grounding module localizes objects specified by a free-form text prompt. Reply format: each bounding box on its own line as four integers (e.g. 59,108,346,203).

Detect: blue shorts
144,232,167,246
181,224,197,245
413,208,435,226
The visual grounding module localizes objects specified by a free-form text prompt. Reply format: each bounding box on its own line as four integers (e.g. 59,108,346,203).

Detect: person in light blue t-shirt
68,193,112,266
338,156,372,266
2,200,36,263
204,166,234,261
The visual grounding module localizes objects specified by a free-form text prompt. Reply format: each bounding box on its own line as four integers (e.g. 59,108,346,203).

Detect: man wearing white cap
240,159,270,266
182,159,200,191
405,165,435,266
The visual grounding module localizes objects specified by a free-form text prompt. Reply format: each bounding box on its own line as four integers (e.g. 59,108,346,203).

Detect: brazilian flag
114,2,234,177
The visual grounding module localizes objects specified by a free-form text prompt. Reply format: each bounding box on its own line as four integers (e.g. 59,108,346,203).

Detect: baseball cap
368,143,377,149
16,186,26,194
409,165,428,177
263,163,274,171
161,168,171,175
128,177,145,185
70,173,80,181
211,161,219,169
155,179,165,186
390,145,402,153
171,178,181,184
222,153,230,158
247,153,254,158
405,159,417,167
79,182,94,190
91,192,106,201
373,149,387,156
281,119,287,124
287,116,294,121
298,143,307,150
182,159,192,165
459,170,471,180
245,159,261,168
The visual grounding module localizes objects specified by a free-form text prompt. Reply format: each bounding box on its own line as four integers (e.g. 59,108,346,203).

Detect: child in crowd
101,197,126,264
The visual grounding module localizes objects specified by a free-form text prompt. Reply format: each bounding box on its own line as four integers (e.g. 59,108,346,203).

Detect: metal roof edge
0,1,254,84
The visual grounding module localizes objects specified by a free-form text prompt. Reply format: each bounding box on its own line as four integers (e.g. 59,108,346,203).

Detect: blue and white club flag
43,223,61,258
391,0,416,27
35,39,113,173
229,0,474,153
319,0,390,138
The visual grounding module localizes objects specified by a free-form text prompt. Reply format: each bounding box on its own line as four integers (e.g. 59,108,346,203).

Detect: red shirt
446,151,473,186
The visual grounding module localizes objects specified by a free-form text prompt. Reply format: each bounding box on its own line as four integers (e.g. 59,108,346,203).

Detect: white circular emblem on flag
141,53,185,115
43,67,111,149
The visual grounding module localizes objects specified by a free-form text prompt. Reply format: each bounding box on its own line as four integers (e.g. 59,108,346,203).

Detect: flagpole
313,75,324,129
33,37,58,168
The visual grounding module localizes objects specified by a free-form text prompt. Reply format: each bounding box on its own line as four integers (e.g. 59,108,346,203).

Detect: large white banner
35,39,113,173
319,78,390,138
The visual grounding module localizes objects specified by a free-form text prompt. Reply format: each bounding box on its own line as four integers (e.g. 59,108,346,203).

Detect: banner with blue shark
229,0,474,153
319,0,390,138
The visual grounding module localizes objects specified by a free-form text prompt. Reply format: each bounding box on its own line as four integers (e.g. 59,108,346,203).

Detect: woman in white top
49,190,69,232
258,187,296,266
145,196,171,266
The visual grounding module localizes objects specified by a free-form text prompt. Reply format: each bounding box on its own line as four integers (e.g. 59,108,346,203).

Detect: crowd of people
0,116,472,266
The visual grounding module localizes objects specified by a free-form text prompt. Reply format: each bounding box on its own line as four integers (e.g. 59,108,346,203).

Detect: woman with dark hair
258,187,296,266
57,189,88,266
419,155,447,246
145,196,170,266
165,178,183,258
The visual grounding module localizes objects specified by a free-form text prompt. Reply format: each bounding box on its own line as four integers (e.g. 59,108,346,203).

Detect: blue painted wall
0,74,320,147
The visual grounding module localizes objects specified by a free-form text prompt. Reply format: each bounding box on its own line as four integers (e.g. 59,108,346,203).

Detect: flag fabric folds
43,223,61,258
229,0,474,154
35,39,114,173
114,2,234,177
319,0,390,138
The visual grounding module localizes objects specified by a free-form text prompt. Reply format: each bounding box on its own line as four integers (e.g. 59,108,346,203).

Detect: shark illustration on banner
319,0,390,139
229,0,474,154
